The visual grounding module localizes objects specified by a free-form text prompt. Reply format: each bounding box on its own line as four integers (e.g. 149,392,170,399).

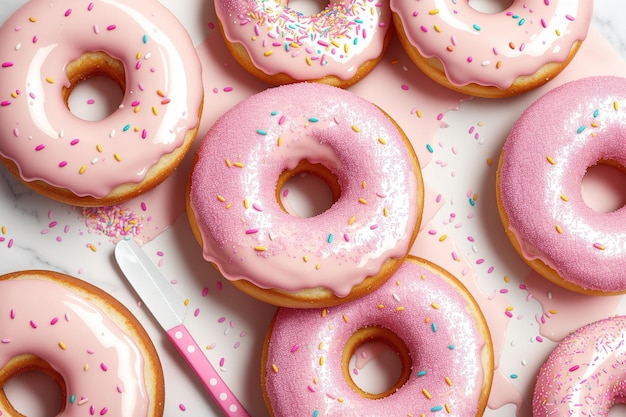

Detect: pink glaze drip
533,315,626,416
0,279,149,416
498,76,626,293
214,0,391,82
389,0,593,89
189,82,421,298
0,0,202,198
263,257,491,416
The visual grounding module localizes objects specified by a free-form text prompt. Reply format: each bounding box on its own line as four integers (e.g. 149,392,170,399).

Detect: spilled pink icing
189,82,421,297
214,0,392,81
0,0,202,198
533,315,626,416
264,257,490,416
0,278,149,416
389,0,593,89
499,76,626,293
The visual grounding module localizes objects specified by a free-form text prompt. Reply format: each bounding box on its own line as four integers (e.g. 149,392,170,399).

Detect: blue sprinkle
271,111,278,116
313,411,319,417
70,395,75,404
417,370,427,377
593,109,599,117
426,144,434,153
355,19,363,23
577,125,586,134
327,233,333,244
257,129,268,135
122,124,131,132
431,405,444,412
431,322,437,333
519,18,525,26
510,374,519,379
142,34,148,44
309,117,319,123
469,197,475,206
449,344,455,350
473,23,481,31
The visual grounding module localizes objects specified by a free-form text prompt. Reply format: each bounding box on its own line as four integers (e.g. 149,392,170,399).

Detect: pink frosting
189,82,421,298
498,76,626,293
263,257,491,416
0,0,202,198
389,0,593,89
533,315,626,416
0,278,150,416
214,0,391,82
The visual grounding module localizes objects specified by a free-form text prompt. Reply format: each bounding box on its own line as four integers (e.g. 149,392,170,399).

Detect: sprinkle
555,225,563,234
45,77,55,84
546,156,555,164
422,388,432,399
59,341,67,350
593,243,606,250
100,362,108,371
351,125,360,133
614,101,619,111
254,246,268,252
30,320,37,329
64,8,72,16
358,198,368,205
107,24,117,31
271,363,279,373
569,365,580,372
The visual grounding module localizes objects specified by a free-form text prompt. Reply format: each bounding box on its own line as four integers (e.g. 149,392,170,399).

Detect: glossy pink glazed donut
497,76,626,295
0,270,164,417
0,0,203,206
261,256,494,417
187,82,423,308
390,0,593,98
214,0,393,88
533,315,626,416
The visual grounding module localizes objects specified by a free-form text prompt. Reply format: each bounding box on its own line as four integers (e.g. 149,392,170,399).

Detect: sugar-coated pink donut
390,0,593,97
261,256,493,417
214,0,393,87
497,76,626,294
0,0,202,205
533,315,626,416
187,82,423,308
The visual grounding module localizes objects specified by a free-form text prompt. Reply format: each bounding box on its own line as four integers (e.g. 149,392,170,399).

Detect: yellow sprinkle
614,101,620,111
45,77,54,84
555,225,563,234
58,341,67,350
546,156,556,164
383,207,389,217
136,52,142,59
591,121,600,128
486,157,493,166
378,304,385,309
306,56,312,66
348,216,356,225
29,16,36,22
438,234,447,242
152,106,158,116
321,309,327,318
84,364,89,371
361,181,367,189
358,198,368,205
233,162,244,168
318,342,324,350
331,40,340,48
416,110,423,118
319,356,325,366
217,195,226,202
264,50,273,57
505,306,514,311
431,302,440,310
271,364,279,373
315,263,321,270
434,24,441,32
351,125,360,133
337,398,344,403
277,136,283,146
157,89,165,97
429,9,439,14
303,255,308,262
113,153,121,162
422,388,432,399
377,137,387,145
560,194,569,202
425,317,431,323
11,91,17,98
445,404,451,413
243,198,249,209
342,314,349,323
184,298,190,306
496,60,502,69
445,376,452,386
396,306,405,312
1,226,6,234
225,203,232,209
79,165,86,174
555,28,561,36
88,244,97,252
504,275,510,283
421,274,427,280
254,246,267,252
344,43,349,54
96,144,103,152
549,309,558,314
134,106,140,113
225,159,232,167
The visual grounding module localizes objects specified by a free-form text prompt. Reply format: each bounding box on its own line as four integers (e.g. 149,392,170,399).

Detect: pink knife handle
167,324,251,417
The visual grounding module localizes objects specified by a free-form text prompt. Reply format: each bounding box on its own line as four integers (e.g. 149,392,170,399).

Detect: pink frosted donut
533,315,626,416
0,0,203,206
0,270,164,417
213,0,393,88
187,82,423,308
261,256,494,417
497,76,626,295
390,0,593,98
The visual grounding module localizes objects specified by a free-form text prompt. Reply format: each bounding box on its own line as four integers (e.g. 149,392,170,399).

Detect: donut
533,315,626,416
0,269,164,417
261,256,494,417
0,0,203,206
213,0,393,88
186,82,423,308
389,0,593,98
496,76,626,295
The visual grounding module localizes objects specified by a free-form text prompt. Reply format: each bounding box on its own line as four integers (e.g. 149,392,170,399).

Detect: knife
114,239,251,417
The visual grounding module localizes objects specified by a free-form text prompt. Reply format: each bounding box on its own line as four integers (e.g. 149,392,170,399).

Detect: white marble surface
1,1,626,417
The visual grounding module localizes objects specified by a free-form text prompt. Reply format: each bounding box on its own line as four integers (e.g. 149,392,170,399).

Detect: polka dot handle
167,324,251,417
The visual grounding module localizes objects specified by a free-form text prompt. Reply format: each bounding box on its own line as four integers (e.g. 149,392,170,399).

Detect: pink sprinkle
202,287,209,297
107,24,116,31
87,99,95,105
141,129,147,139
500,289,509,294
99,407,108,415
245,228,259,234
219,357,225,367
420,25,428,32
476,258,485,265
1,339,10,344
343,233,350,242
505,311,513,318
290,344,299,353
135,61,141,70
234,341,241,349
140,202,147,211
308,385,316,392
467,56,473,63
13,128,19,137
100,362,108,371
30,320,37,328
569,365,580,372
179,404,186,412
8,238,13,248
88,2,94,10
467,235,475,242
252,203,263,211
10,309,15,319
218,317,226,323
223,86,233,92
32,35,38,43
487,266,495,274
1,101,11,107
536,336,544,342
70,138,80,146
565,14,575,21
436,113,444,121
401,84,409,91
282,189,289,197
1,62,13,68
58,161,68,168
64,8,72,16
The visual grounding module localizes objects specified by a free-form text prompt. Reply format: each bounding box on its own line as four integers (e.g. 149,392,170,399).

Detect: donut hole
286,0,331,16
277,160,341,218
0,356,65,416
581,160,626,213
468,0,514,13
342,326,411,400
63,51,125,122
